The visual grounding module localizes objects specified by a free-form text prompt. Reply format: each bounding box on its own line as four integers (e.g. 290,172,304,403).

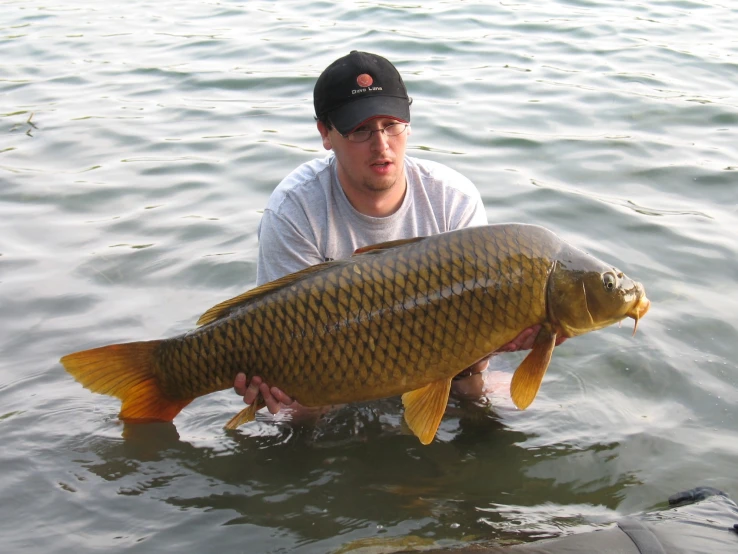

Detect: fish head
547,246,650,338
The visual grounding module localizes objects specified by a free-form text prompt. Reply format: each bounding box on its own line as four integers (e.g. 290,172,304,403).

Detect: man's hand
450,325,568,400
452,325,568,382
233,373,294,415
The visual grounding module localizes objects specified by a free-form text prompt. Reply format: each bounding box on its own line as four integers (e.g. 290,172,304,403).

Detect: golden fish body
61,224,650,444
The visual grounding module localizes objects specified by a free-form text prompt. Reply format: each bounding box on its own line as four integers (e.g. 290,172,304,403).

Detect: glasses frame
341,123,409,143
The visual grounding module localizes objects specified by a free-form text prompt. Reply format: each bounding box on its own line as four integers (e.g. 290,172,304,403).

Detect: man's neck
349,184,407,217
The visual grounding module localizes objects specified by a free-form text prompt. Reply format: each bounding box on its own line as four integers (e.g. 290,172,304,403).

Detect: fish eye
602,272,617,291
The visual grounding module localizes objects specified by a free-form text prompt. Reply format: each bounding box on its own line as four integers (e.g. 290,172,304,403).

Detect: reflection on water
99,414,472,520
2,0,738,552
59,399,648,550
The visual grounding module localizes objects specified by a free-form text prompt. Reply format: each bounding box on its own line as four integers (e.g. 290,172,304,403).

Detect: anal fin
401,378,453,445
224,396,266,430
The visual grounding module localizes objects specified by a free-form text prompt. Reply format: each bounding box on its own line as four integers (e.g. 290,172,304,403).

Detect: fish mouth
627,292,650,336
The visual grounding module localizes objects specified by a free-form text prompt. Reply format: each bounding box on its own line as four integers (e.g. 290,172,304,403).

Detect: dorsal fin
198,237,429,326
353,236,427,255
196,259,349,326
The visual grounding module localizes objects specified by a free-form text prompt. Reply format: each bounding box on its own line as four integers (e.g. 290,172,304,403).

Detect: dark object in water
411,486,738,553
668,485,726,506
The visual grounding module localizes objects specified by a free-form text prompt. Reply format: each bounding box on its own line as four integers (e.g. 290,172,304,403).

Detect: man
233,51,548,416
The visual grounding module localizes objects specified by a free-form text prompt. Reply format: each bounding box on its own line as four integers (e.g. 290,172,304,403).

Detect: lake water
2,0,737,552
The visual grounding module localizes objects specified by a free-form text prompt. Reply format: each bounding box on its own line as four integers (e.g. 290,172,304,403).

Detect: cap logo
356,73,373,87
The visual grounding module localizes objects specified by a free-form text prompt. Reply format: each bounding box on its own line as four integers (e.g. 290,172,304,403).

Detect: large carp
61,224,650,444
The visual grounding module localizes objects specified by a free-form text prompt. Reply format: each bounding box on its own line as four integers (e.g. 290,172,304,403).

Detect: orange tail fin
60,340,192,423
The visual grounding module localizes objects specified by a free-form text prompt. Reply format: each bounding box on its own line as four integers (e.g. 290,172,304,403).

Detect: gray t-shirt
255,154,488,286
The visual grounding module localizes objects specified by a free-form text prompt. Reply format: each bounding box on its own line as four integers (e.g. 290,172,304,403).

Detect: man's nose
369,129,390,151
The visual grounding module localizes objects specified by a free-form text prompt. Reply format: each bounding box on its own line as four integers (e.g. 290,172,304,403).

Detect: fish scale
61,223,650,444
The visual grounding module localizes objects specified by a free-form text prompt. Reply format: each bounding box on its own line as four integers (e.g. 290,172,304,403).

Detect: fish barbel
61,224,650,444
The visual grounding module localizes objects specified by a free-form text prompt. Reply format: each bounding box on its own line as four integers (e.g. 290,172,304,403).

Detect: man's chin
364,177,399,192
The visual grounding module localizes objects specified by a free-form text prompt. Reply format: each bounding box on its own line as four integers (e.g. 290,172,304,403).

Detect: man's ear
317,120,333,150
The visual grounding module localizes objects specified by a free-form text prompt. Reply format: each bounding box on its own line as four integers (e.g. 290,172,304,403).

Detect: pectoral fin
510,328,557,410
401,378,453,445
224,397,266,430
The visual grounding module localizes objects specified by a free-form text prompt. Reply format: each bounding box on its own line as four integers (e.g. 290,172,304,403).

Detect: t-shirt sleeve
454,191,488,229
446,173,489,230
255,209,324,286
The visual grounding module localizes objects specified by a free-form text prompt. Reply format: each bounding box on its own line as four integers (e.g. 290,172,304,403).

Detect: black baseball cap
313,51,411,135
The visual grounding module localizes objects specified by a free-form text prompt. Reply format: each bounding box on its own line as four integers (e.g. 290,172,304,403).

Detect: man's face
318,116,409,196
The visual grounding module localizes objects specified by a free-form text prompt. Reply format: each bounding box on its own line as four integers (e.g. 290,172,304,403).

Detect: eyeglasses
342,123,409,143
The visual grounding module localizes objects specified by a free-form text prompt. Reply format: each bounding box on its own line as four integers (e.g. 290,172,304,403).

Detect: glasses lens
347,130,370,142
345,124,407,142
385,124,405,136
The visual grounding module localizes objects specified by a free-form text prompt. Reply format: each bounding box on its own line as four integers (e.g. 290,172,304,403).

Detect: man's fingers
495,325,541,352
271,387,294,406
242,376,263,405
233,372,248,395
233,375,294,415
516,325,539,350
260,382,282,414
